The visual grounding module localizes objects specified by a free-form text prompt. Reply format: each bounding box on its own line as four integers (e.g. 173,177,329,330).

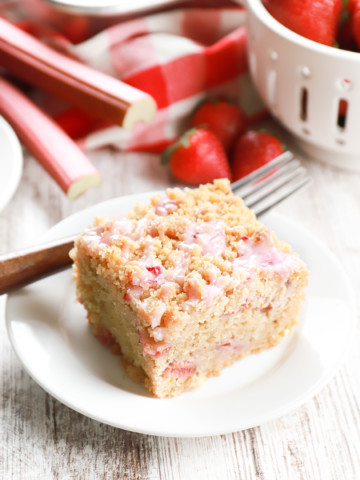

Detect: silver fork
231,151,310,217
0,152,311,295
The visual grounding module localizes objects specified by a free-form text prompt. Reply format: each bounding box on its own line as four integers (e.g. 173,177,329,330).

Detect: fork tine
230,151,294,193
230,149,311,217
239,159,301,200
253,176,312,218
245,166,307,208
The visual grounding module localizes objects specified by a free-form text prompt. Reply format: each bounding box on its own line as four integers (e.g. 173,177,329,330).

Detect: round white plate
0,116,23,213
46,0,181,16
5,192,357,437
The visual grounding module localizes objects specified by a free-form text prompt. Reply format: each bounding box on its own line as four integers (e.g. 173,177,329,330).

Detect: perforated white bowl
245,0,360,171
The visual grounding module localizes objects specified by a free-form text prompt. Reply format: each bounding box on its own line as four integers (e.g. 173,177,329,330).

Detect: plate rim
4,194,358,437
0,116,23,213
45,0,181,16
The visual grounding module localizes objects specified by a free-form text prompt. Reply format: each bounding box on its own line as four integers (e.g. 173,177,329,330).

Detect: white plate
5,192,357,437
0,116,23,213
46,0,181,16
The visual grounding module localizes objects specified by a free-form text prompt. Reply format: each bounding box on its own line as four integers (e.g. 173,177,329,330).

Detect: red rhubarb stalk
0,77,101,199
0,17,156,129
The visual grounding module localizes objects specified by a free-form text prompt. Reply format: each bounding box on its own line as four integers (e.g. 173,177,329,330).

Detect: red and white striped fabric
4,6,264,153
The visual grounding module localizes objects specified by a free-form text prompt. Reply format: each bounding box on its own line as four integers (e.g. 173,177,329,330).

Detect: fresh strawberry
62,16,90,44
263,0,342,46
162,128,231,185
337,16,358,50
337,0,358,50
348,0,360,48
232,131,284,181
53,108,107,139
191,99,247,152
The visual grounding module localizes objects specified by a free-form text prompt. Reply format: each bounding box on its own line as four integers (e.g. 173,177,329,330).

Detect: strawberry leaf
178,128,198,148
161,142,178,165
160,128,198,165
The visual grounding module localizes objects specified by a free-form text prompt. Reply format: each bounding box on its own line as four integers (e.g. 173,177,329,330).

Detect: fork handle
0,238,75,296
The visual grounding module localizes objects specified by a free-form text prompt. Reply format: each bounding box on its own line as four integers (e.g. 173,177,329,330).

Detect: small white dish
5,192,357,437
0,116,23,213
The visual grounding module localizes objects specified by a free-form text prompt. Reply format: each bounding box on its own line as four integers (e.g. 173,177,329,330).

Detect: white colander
244,0,360,171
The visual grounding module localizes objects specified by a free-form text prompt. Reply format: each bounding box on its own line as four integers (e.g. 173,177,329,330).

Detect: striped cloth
6,6,264,152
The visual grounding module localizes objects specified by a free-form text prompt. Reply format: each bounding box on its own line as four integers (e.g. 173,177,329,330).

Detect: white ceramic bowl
246,0,360,171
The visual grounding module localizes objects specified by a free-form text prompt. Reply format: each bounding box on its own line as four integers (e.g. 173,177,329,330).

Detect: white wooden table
1,143,360,479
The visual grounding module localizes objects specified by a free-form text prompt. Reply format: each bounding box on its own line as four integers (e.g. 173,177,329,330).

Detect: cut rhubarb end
122,96,157,130
66,173,101,200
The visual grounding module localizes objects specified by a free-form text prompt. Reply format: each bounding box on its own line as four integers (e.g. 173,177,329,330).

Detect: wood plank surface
1,146,359,480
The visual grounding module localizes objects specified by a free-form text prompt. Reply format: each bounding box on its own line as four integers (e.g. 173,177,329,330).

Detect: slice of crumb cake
71,179,309,398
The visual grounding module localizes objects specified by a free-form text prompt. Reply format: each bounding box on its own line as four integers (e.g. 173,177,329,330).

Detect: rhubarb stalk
0,77,101,199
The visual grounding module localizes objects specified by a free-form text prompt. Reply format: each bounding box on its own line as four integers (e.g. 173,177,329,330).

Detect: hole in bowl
339,78,352,91
249,51,257,78
337,99,348,130
300,87,308,121
269,50,278,61
267,70,277,106
301,66,311,79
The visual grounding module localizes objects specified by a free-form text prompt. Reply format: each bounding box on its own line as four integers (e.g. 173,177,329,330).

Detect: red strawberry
348,0,360,49
337,16,358,50
62,16,90,44
232,131,284,181
54,108,104,139
162,128,231,185
337,0,358,50
191,99,247,152
263,0,342,46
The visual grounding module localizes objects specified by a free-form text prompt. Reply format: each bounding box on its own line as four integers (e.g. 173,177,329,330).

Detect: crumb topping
74,179,306,341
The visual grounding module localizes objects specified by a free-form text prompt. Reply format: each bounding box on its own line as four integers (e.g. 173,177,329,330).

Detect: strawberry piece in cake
71,179,309,398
